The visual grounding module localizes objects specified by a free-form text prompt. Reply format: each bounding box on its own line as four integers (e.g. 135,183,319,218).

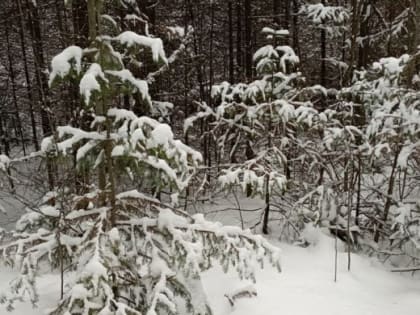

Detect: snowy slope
1,231,420,315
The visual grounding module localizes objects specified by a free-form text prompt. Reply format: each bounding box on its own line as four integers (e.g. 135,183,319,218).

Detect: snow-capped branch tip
115,31,168,65
49,46,83,87
0,155,10,172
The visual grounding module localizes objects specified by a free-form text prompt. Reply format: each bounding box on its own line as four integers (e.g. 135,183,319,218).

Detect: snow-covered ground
1,231,420,315
204,233,420,315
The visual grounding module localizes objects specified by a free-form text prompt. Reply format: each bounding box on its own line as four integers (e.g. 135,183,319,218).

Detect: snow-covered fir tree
0,2,281,315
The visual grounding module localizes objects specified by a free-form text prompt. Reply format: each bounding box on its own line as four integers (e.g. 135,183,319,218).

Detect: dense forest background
0,0,416,156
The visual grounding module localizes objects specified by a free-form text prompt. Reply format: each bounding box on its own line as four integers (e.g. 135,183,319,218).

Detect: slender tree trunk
71,0,89,193
208,2,216,173
355,154,362,226
345,0,362,84
0,117,9,156
244,0,252,80
17,0,39,151
183,0,190,146
187,0,208,180
0,117,15,191
236,1,243,79
88,0,98,42
374,145,402,242
209,2,215,105
26,0,53,136
262,174,271,235
320,0,327,109
284,0,290,30
244,0,255,195
401,0,420,85
55,0,66,47
273,0,281,27
416,0,420,51
347,168,353,271
5,20,26,155
72,0,89,46
187,0,205,101
358,1,371,68
26,0,55,189
87,0,107,204
408,0,420,53
292,0,300,54
228,0,234,83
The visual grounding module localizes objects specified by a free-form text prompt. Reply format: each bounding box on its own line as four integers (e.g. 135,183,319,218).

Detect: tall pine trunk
17,0,39,151
5,19,26,155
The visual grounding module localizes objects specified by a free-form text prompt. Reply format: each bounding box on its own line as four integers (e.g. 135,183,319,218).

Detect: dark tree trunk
358,1,371,68
228,0,234,83
244,0,253,80
273,0,281,27
72,0,89,46
320,0,327,109
26,0,53,138
17,0,39,151
292,0,300,54
236,1,243,79
5,18,26,155
262,174,270,235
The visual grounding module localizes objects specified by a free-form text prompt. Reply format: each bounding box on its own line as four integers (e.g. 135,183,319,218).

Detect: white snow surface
203,235,420,315
1,231,420,315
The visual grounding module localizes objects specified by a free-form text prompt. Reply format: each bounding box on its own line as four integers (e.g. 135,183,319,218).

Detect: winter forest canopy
0,0,420,314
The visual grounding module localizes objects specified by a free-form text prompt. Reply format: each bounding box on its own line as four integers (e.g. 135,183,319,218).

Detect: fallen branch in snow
224,285,257,307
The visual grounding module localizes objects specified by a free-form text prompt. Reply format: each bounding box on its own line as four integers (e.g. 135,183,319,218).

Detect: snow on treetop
253,45,279,62
115,31,168,64
150,124,174,149
79,63,108,105
300,3,349,24
49,45,83,86
253,44,299,74
277,46,299,71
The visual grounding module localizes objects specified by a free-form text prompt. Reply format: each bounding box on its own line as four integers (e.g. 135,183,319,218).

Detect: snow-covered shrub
343,53,420,258
186,28,346,235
